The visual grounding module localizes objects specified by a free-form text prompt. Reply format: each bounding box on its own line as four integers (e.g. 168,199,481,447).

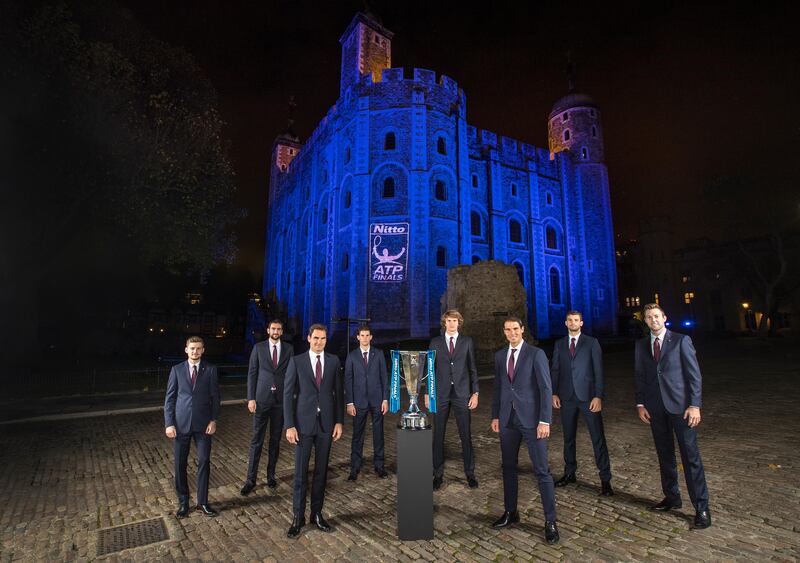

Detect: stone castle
263,12,617,340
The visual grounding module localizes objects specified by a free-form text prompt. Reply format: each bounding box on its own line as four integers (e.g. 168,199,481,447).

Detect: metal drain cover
97,517,169,556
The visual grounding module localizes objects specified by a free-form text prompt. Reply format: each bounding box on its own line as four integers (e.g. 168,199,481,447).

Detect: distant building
618,216,798,334
263,12,618,340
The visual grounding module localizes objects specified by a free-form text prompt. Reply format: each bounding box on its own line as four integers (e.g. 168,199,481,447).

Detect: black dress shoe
312,513,333,532
491,511,519,528
287,516,305,538
176,503,190,518
467,475,479,489
267,477,277,489
433,476,443,490
554,473,576,487
693,510,711,529
347,470,358,481
544,521,560,544
196,504,218,517
240,481,255,496
600,480,614,496
650,497,682,512
375,467,388,479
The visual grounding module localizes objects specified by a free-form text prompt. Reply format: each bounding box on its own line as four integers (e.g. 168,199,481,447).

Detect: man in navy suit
345,325,389,480
551,310,613,496
284,324,344,538
241,319,294,495
424,309,480,490
635,303,711,529
490,317,559,544
164,336,221,518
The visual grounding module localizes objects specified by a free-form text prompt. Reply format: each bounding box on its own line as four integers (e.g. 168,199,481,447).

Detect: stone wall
443,261,529,360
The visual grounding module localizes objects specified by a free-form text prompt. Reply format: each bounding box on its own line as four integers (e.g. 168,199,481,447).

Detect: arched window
514,262,525,285
435,180,447,201
471,174,478,188
549,267,561,304
510,219,522,243
319,262,326,279
437,136,447,155
321,207,328,225
546,192,553,205
472,255,481,264
591,125,597,138
562,112,569,122
511,182,518,197
436,246,446,268
546,225,559,250
344,191,351,209
344,146,351,163
342,252,349,271
383,177,395,198
384,132,396,150
581,147,589,160
563,130,571,142
470,211,481,237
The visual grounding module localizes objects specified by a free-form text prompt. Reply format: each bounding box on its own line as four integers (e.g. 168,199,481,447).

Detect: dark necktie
315,355,322,388
449,336,455,356
569,337,576,358
507,348,516,382
653,337,661,363
363,351,368,367
272,345,278,367
191,364,197,388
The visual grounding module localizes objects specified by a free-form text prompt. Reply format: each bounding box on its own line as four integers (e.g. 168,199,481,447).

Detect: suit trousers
350,404,385,471
500,410,556,521
648,390,709,511
246,401,283,483
432,386,475,478
292,419,333,518
174,431,212,505
560,396,612,481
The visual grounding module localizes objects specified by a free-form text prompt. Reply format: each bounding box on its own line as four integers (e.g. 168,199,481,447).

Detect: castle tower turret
339,12,394,96
548,92,604,163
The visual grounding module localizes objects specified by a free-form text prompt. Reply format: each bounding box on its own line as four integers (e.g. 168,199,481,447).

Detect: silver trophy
397,351,431,429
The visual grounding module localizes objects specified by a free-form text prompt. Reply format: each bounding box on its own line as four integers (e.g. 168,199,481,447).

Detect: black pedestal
396,427,433,540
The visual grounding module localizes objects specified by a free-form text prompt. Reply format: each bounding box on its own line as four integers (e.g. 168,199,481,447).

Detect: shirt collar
651,328,667,340
360,347,370,354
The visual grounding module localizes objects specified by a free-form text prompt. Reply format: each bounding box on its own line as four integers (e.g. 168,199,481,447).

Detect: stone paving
1,339,798,561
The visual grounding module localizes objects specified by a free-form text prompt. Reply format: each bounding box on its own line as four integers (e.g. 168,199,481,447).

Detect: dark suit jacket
634,330,702,415
491,341,552,429
164,360,220,435
550,334,604,402
344,347,388,409
283,352,344,434
428,334,479,404
247,339,294,406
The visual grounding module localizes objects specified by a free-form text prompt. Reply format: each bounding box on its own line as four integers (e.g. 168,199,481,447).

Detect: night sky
123,0,799,278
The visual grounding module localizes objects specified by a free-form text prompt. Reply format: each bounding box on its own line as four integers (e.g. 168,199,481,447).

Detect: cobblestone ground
1,339,798,561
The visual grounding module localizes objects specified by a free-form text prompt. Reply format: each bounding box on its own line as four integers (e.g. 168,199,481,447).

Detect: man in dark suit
241,319,294,495
284,323,344,538
551,310,613,496
635,303,711,529
345,325,389,480
490,317,559,544
164,336,221,518
425,309,480,490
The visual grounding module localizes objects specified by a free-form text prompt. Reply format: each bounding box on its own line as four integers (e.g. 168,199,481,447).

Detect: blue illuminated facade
264,13,617,340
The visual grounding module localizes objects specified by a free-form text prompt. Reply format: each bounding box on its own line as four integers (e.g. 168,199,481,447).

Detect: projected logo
370,222,408,283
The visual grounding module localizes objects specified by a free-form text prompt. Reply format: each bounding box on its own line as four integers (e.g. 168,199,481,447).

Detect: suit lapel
514,342,527,379
658,331,674,365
